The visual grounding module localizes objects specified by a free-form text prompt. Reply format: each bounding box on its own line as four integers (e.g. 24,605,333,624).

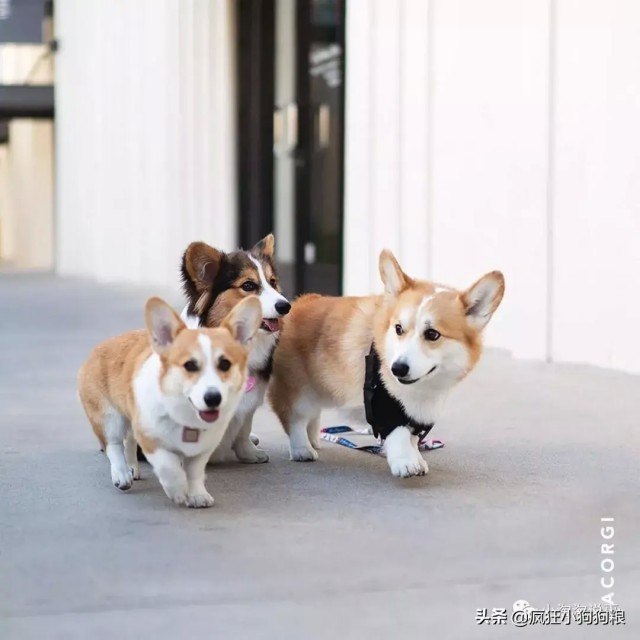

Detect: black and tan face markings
222,250,281,298
181,240,283,329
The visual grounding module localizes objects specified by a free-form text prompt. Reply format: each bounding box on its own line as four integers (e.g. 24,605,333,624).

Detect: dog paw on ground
290,446,319,462
187,493,215,508
111,464,134,491
236,447,270,464
388,454,428,478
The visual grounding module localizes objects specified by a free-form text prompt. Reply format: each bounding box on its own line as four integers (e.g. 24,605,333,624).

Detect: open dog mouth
198,409,219,423
189,399,220,423
398,365,438,385
260,318,280,333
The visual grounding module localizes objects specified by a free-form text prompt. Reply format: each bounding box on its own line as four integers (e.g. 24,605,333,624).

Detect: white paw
131,464,141,480
235,447,269,464
290,446,319,462
308,436,320,450
186,492,215,509
164,487,188,505
388,453,428,478
111,464,134,491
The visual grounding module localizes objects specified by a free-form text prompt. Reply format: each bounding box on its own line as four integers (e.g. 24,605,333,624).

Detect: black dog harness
363,344,435,442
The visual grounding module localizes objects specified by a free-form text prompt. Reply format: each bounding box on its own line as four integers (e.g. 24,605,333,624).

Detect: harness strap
363,344,435,441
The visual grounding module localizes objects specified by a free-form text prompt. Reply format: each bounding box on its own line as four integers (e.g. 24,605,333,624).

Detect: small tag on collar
245,375,257,393
182,427,200,443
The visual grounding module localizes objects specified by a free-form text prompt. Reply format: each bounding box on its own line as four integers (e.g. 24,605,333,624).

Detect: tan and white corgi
179,234,290,464
269,250,505,478
78,296,261,507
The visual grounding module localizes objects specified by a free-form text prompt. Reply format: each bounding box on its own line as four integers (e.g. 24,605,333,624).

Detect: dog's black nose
203,390,222,409
275,300,291,316
391,361,410,378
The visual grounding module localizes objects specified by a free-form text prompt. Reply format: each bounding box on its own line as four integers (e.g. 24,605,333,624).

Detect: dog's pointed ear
181,242,223,296
462,271,505,330
379,249,411,297
251,233,275,260
145,297,186,354
223,296,262,345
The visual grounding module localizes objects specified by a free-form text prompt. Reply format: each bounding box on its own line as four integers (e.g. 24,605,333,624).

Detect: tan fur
205,266,265,327
78,306,252,456
184,242,223,294
272,295,378,431
78,330,152,449
257,233,275,259
183,235,283,329
380,288,482,368
270,252,504,436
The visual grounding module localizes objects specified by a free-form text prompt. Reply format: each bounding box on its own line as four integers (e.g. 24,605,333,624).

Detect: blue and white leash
320,425,444,456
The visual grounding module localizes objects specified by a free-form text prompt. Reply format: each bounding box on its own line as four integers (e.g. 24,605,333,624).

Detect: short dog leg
384,426,428,478
146,449,189,505
184,451,215,508
307,414,321,450
124,430,140,480
289,415,318,462
233,413,269,464
104,407,134,491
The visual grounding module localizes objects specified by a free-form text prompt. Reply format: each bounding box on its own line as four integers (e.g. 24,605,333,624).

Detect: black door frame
236,0,275,249
236,0,346,296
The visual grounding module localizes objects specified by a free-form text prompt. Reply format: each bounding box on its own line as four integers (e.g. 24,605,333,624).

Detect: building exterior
0,0,54,270
3,0,640,375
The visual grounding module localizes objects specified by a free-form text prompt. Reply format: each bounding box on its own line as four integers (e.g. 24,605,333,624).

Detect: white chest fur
133,354,232,458
381,371,452,426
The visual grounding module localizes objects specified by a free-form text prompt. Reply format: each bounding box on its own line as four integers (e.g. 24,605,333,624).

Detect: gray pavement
0,273,638,639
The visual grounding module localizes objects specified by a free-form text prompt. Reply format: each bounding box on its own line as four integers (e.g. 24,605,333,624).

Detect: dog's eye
424,328,441,342
241,281,259,292
184,359,199,372
269,278,277,288
395,324,404,336
218,356,231,372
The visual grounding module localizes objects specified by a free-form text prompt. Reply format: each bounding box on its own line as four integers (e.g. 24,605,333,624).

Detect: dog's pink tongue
262,318,279,332
198,409,219,423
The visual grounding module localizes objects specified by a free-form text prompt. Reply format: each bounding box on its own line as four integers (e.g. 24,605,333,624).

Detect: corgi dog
180,234,290,464
269,250,505,478
78,296,261,507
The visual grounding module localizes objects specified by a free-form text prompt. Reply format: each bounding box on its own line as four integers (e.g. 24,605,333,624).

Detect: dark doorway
236,0,345,298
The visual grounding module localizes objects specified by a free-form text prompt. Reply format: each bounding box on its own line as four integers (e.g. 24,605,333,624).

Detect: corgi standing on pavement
180,234,290,464
78,296,261,507
269,250,505,478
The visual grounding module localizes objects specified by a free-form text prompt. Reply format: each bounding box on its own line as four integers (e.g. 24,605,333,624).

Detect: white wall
55,0,236,288
344,0,640,374
552,0,640,373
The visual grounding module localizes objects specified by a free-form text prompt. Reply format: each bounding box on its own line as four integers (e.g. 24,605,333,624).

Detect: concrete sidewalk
1,273,638,639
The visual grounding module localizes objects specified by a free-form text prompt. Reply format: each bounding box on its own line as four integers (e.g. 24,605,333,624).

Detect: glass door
294,0,345,295
239,0,345,297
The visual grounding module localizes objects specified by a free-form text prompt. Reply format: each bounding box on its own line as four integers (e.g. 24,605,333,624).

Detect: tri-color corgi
78,296,261,507
269,250,505,478
180,234,290,464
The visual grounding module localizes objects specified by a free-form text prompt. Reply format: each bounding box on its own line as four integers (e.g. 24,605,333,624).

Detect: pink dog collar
245,376,257,393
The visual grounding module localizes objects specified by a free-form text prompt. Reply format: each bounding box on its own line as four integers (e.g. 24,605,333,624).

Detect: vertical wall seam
397,0,404,261
368,2,376,288
426,0,435,280
545,0,556,363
